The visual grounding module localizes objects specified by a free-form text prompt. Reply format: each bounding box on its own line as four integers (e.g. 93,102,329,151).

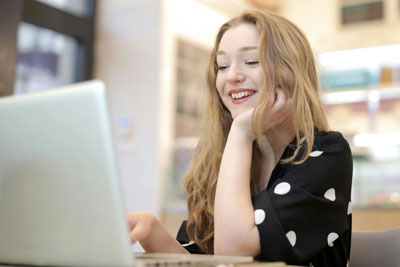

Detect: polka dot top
177,131,353,267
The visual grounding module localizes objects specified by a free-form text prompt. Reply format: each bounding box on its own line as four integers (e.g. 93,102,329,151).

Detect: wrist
138,214,160,250
231,121,256,142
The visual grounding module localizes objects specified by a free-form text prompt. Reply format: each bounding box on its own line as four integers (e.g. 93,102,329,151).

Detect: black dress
177,131,353,267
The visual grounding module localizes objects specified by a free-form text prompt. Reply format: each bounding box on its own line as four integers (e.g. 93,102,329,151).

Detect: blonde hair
183,10,330,254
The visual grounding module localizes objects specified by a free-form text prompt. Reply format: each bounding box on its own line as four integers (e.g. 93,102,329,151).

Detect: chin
231,112,239,120
231,112,244,120
231,108,251,120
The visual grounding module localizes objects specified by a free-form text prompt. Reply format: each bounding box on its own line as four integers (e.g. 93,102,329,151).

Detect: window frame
0,0,96,97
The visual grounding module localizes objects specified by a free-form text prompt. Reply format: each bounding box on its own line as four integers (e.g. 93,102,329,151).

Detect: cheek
215,74,224,96
255,69,265,86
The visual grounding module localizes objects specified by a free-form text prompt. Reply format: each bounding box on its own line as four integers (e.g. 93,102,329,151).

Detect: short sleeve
252,131,352,266
176,220,204,254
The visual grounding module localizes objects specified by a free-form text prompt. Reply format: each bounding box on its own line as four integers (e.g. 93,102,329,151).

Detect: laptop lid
0,80,133,267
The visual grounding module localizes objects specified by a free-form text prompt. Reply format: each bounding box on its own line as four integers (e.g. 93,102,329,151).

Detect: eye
217,64,229,71
245,60,259,66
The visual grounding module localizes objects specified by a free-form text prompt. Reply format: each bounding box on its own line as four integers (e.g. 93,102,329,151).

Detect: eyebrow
216,46,258,56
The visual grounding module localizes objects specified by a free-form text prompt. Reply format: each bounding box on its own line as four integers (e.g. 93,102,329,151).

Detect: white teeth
231,91,254,100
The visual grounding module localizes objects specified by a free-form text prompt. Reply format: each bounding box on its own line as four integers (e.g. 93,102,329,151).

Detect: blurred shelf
322,84,400,105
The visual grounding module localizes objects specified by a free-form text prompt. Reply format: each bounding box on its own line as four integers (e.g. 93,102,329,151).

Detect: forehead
218,23,259,52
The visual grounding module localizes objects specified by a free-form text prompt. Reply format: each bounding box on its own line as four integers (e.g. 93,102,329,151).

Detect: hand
126,212,189,253
126,211,158,244
232,89,292,141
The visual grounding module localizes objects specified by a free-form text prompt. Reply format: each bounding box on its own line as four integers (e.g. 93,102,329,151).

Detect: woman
127,10,352,267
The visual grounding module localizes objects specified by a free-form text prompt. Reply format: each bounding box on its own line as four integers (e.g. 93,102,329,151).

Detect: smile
228,89,257,104
231,91,255,100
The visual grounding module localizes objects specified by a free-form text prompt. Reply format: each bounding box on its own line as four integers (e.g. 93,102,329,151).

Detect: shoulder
313,130,351,155
311,131,353,170
279,130,353,192
286,130,352,166
284,131,351,163
312,130,352,165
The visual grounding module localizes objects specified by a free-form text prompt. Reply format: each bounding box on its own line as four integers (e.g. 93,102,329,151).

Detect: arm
214,122,261,256
214,90,291,256
127,212,189,254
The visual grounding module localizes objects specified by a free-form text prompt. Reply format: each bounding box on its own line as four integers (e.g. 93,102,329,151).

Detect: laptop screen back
0,80,133,267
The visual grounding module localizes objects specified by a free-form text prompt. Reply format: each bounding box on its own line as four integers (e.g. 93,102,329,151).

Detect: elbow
214,238,259,257
214,245,244,256
214,241,235,256
214,222,261,256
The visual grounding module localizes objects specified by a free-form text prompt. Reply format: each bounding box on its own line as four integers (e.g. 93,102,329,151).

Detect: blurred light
322,86,400,105
319,44,400,70
390,192,400,203
353,133,400,147
322,89,368,105
368,90,380,103
369,146,400,161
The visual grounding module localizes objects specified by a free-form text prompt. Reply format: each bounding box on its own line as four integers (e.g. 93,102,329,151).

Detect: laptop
0,80,261,267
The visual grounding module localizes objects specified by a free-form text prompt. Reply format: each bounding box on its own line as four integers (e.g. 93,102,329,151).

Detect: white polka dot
254,209,266,225
274,182,291,195
310,150,323,157
347,201,352,215
181,240,195,247
324,188,336,201
327,232,339,247
286,231,296,247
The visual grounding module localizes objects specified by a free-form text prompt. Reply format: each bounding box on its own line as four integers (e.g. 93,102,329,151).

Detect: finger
266,89,277,108
284,97,292,114
129,226,140,244
126,213,138,230
130,221,150,242
272,90,292,124
129,230,138,244
273,90,278,104
271,89,287,112
279,95,291,115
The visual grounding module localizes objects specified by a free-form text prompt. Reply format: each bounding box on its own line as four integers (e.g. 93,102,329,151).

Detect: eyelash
217,60,259,71
218,65,228,71
246,60,259,65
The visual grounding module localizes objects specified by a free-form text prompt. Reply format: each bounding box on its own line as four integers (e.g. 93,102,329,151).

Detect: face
216,23,264,119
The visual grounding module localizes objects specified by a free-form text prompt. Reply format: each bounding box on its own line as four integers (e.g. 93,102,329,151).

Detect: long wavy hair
183,10,330,254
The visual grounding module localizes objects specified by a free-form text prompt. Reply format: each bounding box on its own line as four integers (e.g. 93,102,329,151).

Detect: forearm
139,217,189,254
214,124,260,256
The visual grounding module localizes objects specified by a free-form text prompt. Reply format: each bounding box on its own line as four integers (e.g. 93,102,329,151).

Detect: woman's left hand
126,211,189,254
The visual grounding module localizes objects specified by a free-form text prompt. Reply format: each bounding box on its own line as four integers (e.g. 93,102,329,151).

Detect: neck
269,123,295,165
257,118,295,191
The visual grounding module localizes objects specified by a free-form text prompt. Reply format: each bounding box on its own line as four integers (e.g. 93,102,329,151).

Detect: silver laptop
0,80,133,266
0,80,257,267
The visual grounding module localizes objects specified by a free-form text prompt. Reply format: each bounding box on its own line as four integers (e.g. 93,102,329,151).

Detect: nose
227,63,245,84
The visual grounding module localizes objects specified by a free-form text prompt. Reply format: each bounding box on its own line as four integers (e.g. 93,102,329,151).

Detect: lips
228,89,257,104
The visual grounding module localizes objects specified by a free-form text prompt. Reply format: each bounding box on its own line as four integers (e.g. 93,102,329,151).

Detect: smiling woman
127,10,353,267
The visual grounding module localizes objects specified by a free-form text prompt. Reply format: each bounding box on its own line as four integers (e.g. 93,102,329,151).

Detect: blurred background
1,0,399,241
